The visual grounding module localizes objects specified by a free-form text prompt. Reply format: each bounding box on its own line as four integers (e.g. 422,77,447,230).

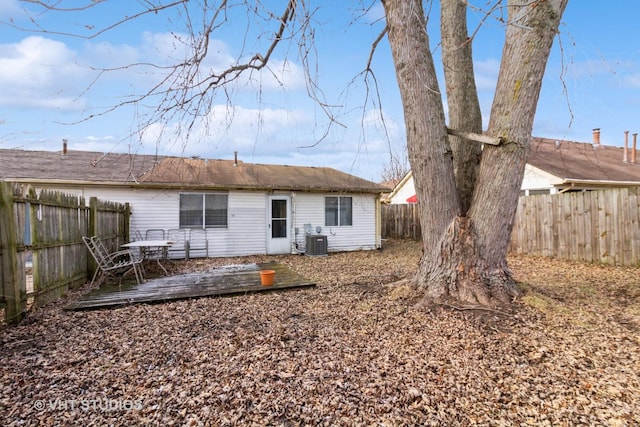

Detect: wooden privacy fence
381,203,422,240
0,182,130,326
382,188,640,266
509,188,640,265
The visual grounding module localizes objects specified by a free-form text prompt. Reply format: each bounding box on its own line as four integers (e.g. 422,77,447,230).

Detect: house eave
558,178,640,188
2,178,384,194
386,170,413,201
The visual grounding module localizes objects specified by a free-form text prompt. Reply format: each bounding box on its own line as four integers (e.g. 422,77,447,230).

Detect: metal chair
145,229,165,240
83,236,144,286
188,228,209,258
167,229,189,260
142,229,167,260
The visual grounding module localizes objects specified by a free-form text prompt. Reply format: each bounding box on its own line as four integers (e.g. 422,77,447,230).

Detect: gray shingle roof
529,137,640,184
0,149,386,193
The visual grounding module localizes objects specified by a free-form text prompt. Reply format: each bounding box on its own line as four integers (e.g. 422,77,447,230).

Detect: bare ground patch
1,239,638,426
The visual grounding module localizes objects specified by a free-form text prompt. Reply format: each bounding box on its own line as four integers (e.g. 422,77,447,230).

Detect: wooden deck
65,262,315,311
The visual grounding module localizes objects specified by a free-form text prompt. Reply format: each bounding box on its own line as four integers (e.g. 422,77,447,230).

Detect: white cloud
362,108,400,137
79,31,305,99
140,31,193,64
258,59,306,91
137,32,306,92
137,104,311,155
84,40,140,68
0,36,87,109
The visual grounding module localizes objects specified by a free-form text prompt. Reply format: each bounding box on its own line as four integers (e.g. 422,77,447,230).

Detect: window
180,193,228,228
325,196,352,226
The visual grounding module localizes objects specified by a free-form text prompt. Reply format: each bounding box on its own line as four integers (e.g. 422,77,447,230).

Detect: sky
0,1,639,183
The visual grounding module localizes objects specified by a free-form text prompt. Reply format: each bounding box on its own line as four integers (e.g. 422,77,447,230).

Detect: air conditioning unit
305,234,328,256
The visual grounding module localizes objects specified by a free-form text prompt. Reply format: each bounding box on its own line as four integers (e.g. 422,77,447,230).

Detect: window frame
324,195,353,227
179,192,229,229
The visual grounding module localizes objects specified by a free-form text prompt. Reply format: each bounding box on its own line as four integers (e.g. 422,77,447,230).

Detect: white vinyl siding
389,177,416,204
293,193,378,252
31,184,380,257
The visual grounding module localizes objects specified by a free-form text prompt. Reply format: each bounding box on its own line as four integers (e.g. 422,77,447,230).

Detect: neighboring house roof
528,137,640,186
0,149,386,193
380,179,399,189
378,179,400,203
384,169,415,204
387,136,640,203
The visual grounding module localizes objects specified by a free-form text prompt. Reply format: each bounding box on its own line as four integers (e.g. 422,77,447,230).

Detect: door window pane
271,199,287,238
272,219,287,238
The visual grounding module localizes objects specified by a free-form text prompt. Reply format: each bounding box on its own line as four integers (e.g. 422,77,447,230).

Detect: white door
267,195,291,254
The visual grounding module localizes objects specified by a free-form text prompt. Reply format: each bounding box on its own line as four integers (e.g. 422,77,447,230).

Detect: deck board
65,262,315,310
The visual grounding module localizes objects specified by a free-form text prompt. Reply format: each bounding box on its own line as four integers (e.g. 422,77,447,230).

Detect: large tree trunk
382,0,460,255
383,0,568,306
441,0,483,215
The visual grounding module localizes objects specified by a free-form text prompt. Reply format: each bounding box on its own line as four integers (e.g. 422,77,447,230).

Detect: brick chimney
633,133,638,164
592,128,601,148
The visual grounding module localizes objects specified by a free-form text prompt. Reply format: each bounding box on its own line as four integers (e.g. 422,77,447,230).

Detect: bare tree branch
16,0,189,39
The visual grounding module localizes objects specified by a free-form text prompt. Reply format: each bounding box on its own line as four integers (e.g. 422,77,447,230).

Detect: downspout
376,194,382,249
290,191,303,254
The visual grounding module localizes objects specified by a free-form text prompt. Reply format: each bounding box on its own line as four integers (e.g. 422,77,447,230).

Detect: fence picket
382,188,640,266
0,183,130,326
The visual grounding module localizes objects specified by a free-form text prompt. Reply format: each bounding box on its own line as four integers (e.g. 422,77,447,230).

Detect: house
0,147,387,257
386,131,640,204
378,179,399,204
523,131,640,194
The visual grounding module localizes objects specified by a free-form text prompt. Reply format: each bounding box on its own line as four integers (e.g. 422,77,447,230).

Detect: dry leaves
1,240,638,426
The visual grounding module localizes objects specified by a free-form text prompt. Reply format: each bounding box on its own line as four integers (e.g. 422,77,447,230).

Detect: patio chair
83,236,144,286
167,228,189,260
145,229,166,240
141,228,168,260
188,228,209,258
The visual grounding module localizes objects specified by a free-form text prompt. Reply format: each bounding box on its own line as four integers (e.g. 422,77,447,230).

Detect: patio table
122,240,174,275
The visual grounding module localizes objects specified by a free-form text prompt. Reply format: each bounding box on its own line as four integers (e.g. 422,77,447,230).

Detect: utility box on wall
305,234,328,256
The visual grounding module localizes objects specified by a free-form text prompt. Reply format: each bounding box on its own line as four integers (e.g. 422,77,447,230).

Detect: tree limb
446,127,503,146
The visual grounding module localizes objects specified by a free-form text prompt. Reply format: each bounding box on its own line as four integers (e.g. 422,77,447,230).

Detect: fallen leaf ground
1,239,638,426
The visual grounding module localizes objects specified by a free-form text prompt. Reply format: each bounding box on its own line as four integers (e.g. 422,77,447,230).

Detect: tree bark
382,0,460,255
441,0,483,215
383,0,568,306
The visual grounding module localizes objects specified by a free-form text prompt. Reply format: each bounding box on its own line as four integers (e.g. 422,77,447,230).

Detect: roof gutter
2,178,385,194
559,178,640,187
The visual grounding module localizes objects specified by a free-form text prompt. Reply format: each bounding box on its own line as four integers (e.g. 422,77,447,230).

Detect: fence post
88,197,98,237
84,196,99,278
124,202,131,243
0,182,24,325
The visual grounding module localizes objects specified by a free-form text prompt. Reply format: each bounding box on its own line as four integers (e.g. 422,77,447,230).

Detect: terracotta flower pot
260,270,275,286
